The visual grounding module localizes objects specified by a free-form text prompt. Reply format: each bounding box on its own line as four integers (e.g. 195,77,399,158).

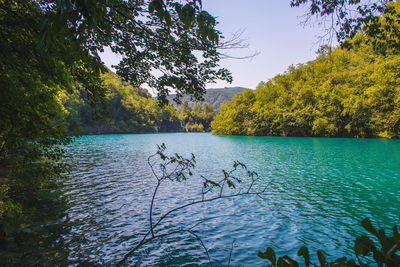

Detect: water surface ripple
63,133,400,265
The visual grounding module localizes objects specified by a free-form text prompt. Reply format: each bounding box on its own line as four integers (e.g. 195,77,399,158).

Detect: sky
100,0,334,91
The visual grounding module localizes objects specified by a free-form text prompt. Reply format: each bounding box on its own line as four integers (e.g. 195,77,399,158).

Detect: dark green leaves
115,0,230,104
354,218,400,266
149,0,172,26
259,218,400,266
212,14,400,138
297,246,310,267
258,247,276,266
258,247,298,267
176,3,196,28
290,0,392,43
361,218,379,237
149,0,163,13
354,235,375,256
316,250,326,266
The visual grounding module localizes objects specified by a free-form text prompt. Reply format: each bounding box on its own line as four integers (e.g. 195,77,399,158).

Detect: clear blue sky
101,0,332,91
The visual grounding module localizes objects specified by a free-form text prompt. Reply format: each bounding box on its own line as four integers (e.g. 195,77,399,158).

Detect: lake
62,133,400,265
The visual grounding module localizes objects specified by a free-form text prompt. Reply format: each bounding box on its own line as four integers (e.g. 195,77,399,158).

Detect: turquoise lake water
63,133,400,265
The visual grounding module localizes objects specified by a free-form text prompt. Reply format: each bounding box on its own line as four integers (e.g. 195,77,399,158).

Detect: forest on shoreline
62,2,400,139
60,71,217,134
211,12,400,138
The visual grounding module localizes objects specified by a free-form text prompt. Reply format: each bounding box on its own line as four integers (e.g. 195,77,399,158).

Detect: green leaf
346,259,357,267
317,250,326,266
331,256,347,264
258,247,277,266
373,250,386,263
282,255,299,266
164,12,172,27
377,228,388,243
277,257,286,267
354,235,375,256
178,4,195,27
393,225,400,241
297,246,310,267
148,0,157,13
361,218,379,237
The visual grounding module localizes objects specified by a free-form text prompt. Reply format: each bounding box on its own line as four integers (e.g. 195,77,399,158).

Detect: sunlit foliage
212,2,400,138
0,0,228,240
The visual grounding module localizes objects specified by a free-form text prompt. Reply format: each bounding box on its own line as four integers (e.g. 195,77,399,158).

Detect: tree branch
117,144,270,266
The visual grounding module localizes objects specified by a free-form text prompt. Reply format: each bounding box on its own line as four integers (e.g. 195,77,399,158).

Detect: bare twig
149,180,160,237
228,239,236,267
186,229,212,266
117,144,270,266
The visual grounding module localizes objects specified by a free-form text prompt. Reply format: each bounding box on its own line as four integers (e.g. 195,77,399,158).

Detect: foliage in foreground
291,0,399,51
259,218,400,266
0,0,227,242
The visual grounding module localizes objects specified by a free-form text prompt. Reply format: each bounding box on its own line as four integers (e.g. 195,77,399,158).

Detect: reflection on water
4,133,400,265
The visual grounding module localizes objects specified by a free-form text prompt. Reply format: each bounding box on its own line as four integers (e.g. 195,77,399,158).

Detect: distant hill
166,87,249,110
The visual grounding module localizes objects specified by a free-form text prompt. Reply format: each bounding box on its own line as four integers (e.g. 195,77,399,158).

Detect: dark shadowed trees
0,0,231,238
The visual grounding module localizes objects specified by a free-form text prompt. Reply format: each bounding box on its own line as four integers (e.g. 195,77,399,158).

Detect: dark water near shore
59,133,400,265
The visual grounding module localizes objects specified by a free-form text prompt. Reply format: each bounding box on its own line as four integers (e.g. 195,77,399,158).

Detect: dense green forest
59,71,217,134
0,0,227,245
60,71,182,134
212,2,400,138
167,87,247,110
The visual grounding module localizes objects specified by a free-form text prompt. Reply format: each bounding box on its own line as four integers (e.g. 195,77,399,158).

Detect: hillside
211,38,400,138
60,72,184,134
166,87,248,110
60,71,220,134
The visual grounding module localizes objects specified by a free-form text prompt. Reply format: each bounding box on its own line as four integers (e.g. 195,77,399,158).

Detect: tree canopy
212,1,400,138
291,0,399,49
0,0,230,239
60,71,184,134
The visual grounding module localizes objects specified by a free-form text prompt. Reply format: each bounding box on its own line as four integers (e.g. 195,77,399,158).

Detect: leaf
282,255,299,266
361,218,379,237
148,0,157,13
354,235,375,256
393,225,400,241
346,259,357,266
331,256,347,264
164,12,172,27
377,228,388,243
178,4,195,27
297,246,310,267
258,247,277,266
372,250,386,263
277,257,289,267
226,179,235,189
317,250,326,266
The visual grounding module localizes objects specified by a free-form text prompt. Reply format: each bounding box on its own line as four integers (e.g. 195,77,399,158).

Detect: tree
211,27,400,138
178,99,192,125
35,0,231,102
290,0,397,46
0,0,232,238
117,144,268,266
